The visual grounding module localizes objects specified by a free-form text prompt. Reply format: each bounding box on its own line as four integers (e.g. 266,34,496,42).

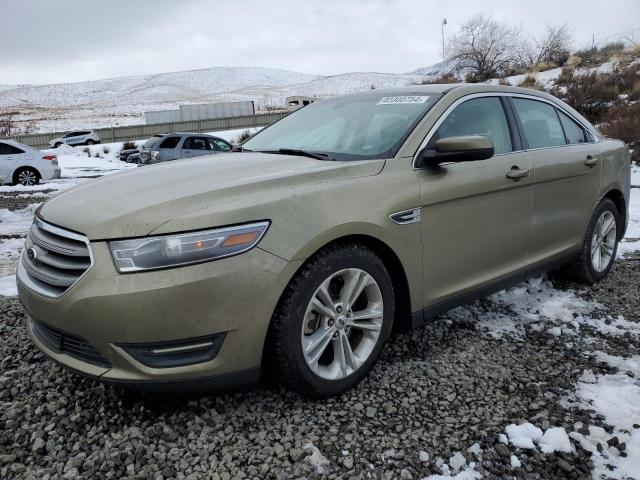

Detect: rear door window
0,143,24,154
512,98,566,149
429,97,513,154
159,137,180,149
557,110,588,144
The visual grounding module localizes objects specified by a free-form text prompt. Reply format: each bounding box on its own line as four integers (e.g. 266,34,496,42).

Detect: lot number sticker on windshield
377,95,430,105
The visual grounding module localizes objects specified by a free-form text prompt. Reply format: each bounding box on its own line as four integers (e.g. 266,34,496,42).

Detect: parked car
119,148,139,163
0,140,60,186
138,132,232,165
18,85,630,397
49,130,101,148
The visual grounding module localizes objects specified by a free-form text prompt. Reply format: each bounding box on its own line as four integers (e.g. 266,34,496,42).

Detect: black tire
560,198,620,284
85,139,95,145
54,142,63,148
13,167,40,187
264,243,395,398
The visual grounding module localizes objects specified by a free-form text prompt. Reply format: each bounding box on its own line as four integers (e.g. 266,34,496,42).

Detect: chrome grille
32,320,110,367
20,218,92,298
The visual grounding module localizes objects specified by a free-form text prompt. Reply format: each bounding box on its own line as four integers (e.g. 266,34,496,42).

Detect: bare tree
447,15,523,81
519,24,572,69
0,112,18,137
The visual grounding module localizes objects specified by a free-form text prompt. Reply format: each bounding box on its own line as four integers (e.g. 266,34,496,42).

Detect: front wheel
85,139,95,145
265,244,394,398
561,198,620,284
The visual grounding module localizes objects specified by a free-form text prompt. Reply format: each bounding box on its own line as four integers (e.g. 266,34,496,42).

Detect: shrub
575,41,625,67
518,75,545,90
629,81,640,102
235,130,253,144
122,141,137,150
598,103,640,157
82,147,90,156
94,151,101,158
498,78,510,86
553,69,619,122
102,145,110,154
422,73,459,84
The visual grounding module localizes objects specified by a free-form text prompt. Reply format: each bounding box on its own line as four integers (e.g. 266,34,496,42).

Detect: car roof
0,139,36,150
169,132,228,140
330,83,557,100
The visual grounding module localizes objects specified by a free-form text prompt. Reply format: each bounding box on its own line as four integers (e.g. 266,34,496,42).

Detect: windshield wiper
232,146,253,152
260,148,331,160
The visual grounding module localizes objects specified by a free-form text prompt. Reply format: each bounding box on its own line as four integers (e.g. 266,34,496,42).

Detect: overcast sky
2,0,639,85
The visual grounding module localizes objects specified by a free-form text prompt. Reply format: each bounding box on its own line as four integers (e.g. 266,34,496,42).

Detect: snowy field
0,146,640,478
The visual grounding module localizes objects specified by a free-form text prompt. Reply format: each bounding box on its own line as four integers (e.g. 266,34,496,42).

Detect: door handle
585,155,599,166
506,166,530,181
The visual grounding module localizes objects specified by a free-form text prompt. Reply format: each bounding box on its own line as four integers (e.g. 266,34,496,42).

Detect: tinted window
212,139,232,152
159,137,180,149
512,98,566,149
0,143,24,155
430,97,513,154
184,137,210,150
558,110,587,144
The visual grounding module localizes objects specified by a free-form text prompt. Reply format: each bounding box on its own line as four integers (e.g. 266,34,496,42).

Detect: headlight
109,221,270,273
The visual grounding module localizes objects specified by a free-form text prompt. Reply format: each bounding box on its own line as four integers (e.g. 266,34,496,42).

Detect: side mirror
416,135,494,168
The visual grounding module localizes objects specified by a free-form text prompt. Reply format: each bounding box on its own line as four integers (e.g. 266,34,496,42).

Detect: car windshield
243,93,441,160
143,136,163,148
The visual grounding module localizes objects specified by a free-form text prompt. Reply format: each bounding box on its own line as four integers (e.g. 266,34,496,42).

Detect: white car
49,130,101,148
0,140,61,186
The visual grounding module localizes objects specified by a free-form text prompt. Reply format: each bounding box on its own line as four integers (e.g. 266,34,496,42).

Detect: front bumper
18,240,301,389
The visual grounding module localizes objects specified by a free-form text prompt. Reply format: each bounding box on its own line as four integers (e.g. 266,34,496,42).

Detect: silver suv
139,133,233,165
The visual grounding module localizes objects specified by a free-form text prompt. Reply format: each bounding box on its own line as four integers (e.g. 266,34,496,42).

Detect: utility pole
442,18,448,62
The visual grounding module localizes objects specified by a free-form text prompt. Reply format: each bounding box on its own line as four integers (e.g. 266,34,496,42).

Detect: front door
416,96,533,307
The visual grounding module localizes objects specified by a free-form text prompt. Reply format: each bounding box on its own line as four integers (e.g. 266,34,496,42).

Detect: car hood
39,152,385,240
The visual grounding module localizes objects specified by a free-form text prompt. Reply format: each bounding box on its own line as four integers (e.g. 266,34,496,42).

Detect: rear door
509,96,601,264
156,136,181,162
416,95,533,307
0,142,21,183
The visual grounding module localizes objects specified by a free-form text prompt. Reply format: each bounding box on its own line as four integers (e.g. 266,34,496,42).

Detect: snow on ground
0,204,39,236
0,274,17,297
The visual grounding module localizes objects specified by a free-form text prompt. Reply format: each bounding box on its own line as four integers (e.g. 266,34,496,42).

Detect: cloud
1,0,639,84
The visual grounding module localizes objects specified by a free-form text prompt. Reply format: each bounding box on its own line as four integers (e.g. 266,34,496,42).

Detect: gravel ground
1,259,638,479
0,192,53,211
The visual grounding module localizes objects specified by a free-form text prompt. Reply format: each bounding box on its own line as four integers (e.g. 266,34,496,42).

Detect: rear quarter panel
598,138,631,233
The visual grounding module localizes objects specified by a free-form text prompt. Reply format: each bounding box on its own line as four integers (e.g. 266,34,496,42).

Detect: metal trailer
179,101,255,122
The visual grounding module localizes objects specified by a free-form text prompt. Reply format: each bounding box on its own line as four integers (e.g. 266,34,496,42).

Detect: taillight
42,155,57,161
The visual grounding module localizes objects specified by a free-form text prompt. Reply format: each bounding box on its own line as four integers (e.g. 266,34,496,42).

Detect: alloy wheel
591,210,616,272
301,268,383,380
18,170,37,186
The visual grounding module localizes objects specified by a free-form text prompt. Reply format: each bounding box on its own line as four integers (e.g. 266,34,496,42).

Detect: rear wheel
561,198,620,284
265,243,394,397
13,168,40,187
85,139,95,145
54,142,63,148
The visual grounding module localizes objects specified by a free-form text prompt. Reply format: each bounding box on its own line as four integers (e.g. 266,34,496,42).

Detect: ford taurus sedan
17,84,630,397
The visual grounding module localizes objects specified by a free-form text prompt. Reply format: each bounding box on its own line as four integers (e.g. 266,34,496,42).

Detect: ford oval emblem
27,247,37,261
